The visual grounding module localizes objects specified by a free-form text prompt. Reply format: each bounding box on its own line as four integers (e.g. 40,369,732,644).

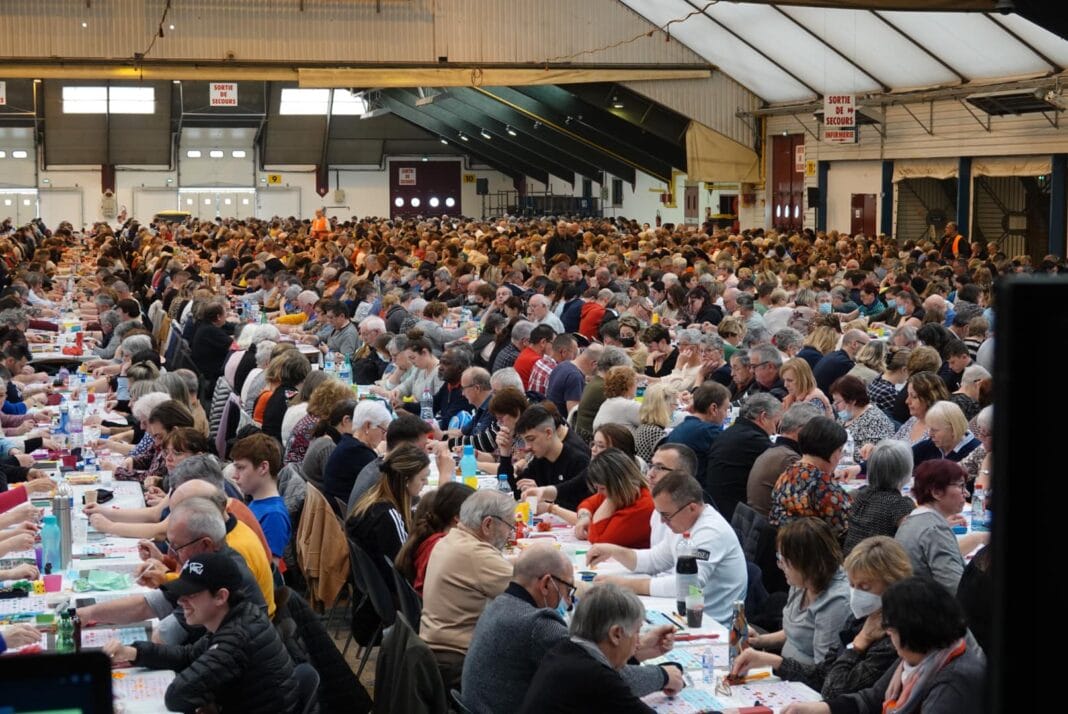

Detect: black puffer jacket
133,599,299,714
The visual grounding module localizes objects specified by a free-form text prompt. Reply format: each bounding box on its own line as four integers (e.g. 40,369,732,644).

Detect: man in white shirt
528,293,565,333
587,472,747,626
645,444,700,547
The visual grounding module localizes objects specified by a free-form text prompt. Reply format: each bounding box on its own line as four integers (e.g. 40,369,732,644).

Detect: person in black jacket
190,300,233,405
103,551,298,714
704,392,782,521
498,404,591,495
260,350,311,445
518,583,668,714
346,443,429,584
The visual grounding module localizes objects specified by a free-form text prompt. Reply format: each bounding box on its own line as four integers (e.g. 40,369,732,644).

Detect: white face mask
849,587,882,619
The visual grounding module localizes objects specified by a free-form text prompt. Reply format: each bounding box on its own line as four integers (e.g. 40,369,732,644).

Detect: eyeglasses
165,537,203,555
751,361,772,369
648,461,671,473
490,515,516,533
658,501,695,523
550,574,577,601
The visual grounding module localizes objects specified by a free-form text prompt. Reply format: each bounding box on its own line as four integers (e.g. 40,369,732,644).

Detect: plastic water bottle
68,401,84,452
41,515,62,574
701,647,716,684
324,351,335,376
460,444,478,479
497,473,512,495
57,366,70,389
338,356,352,384
839,430,856,468
675,532,698,617
971,487,986,532
56,399,70,451
420,386,435,426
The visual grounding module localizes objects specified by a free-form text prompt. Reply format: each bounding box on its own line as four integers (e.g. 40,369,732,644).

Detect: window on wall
62,86,155,114
279,88,367,115
279,88,330,115
582,178,593,198
611,178,624,207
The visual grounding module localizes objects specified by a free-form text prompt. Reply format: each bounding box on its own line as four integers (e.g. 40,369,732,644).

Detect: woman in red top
395,481,475,595
575,448,653,549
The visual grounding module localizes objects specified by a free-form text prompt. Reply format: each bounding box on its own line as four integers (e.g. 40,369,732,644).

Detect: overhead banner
823,94,856,143
210,82,238,107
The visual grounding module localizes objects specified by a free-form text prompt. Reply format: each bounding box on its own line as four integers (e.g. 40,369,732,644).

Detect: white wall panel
133,188,179,218
38,189,84,231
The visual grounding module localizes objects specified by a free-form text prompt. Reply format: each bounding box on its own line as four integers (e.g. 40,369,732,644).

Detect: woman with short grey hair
843,440,916,554
961,404,993,492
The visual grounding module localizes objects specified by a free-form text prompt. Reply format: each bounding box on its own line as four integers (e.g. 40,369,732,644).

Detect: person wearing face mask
782,577,986,714
461,546,683,714
829,376,895,464
732,536,912,700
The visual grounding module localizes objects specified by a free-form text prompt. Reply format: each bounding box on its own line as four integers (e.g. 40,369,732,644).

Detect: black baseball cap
163,552,242,598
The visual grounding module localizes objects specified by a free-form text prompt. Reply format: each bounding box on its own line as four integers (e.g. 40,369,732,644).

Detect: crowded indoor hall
0,0,1057,712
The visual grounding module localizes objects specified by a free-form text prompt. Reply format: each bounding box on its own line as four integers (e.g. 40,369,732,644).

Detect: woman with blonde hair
846,341,887,385
592,365,640,431
781,358,832,416
731,536,913,700
798,325,840,370
912,400,980,466
633,382,676,463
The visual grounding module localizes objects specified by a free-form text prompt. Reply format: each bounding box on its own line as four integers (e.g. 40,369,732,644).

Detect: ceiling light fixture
505,125,517,136
459,133,469,142
611,97,624,109
480,129,492,140
440,138,448,144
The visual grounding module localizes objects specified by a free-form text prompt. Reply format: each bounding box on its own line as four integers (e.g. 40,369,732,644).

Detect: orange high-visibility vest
311,216,330,238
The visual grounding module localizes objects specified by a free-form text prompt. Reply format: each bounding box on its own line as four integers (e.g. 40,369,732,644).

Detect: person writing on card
585,472,746,626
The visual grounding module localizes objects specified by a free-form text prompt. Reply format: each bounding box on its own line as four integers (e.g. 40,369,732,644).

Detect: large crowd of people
0,210,1032,711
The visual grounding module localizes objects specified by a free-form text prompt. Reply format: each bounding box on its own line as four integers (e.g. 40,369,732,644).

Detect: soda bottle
675,531,698,616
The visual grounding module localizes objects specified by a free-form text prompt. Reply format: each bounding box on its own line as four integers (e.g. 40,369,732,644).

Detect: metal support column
817,160,829,233
1050,154,1067,257
957,157,972,237
881,160,894,237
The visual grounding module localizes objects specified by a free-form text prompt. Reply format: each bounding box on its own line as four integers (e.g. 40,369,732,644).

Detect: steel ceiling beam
383,88,574,186
433,95,601,182
509,84,686,170
567,83,691,146
986,13,1063,73
678,0,822,99
476,86,668,183
771,4,892,92
376,94,540,184
444,87,623,181
870,11,969,83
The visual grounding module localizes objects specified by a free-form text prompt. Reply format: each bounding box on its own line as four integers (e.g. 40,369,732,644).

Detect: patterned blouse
284,412,319,465
892,416,928,445
633,423,667,464
867,377,900,418
845,406,896,462
770,461,853,541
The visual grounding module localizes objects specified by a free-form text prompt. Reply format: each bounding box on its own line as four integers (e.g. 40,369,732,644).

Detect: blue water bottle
460,444,478,479
41,515,62,574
